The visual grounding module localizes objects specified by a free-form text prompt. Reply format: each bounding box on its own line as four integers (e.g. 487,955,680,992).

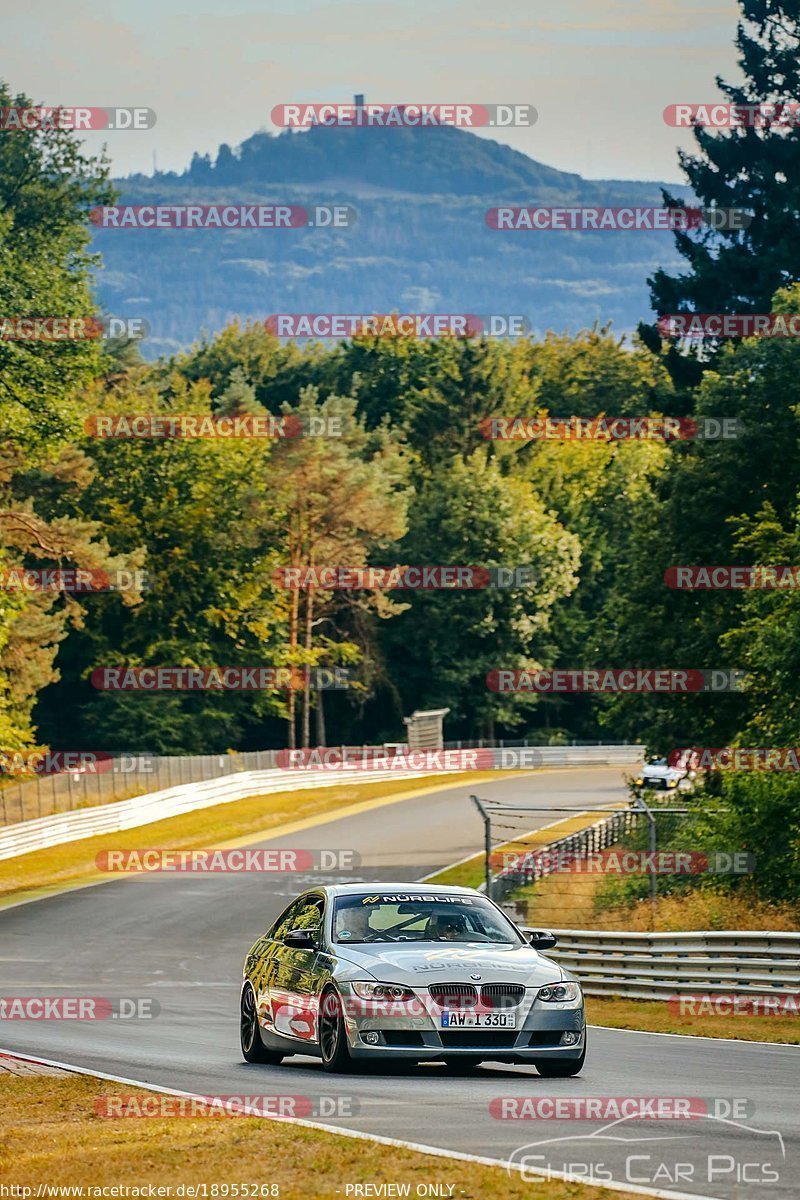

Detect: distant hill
94,124,690,357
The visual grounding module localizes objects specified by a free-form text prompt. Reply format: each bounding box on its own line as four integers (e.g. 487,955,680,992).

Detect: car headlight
351,981,415,1001
537,981,580,1003
635,777,644,786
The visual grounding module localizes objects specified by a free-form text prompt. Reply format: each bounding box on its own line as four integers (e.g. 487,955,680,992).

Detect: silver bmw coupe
240,883,586,1074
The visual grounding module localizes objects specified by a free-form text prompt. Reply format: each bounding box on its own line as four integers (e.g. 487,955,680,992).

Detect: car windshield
332,892,523,945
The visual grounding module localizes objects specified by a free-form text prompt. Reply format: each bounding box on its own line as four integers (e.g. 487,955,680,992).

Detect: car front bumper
339,986,586,1060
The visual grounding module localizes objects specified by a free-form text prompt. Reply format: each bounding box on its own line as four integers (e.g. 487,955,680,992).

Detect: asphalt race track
1,767,797,1200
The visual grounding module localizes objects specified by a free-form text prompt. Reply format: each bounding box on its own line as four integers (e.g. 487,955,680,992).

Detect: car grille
428,984,478,1008
480,984,526,1009
439,1031,519,1049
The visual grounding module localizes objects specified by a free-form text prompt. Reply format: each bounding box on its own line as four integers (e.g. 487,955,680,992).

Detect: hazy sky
3,0,741,182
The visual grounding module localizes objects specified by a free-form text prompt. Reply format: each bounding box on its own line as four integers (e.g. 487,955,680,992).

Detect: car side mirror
284,928,317,949
525,929,558,950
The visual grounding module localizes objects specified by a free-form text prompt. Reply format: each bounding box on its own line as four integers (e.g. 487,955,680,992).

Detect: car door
268,894,326,1045
254,897,304,1034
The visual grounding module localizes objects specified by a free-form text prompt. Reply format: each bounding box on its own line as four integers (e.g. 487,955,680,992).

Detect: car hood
642,765,677,779
333,941,567,986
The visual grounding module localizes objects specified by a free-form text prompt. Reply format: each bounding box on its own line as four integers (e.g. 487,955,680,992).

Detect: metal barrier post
634,794,657,929
470,794,493,899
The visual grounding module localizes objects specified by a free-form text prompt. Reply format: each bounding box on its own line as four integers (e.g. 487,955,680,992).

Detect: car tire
319,987,354,1073
534,1032,586,1077
240,983,284,1065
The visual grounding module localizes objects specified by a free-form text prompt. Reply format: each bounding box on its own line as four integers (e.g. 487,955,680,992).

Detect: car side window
269,899,303,942
291,897,325,943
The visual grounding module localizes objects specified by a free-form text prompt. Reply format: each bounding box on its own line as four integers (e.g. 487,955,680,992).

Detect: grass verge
0,772,501,908
587,996,800,1044
505,855,800,932
0,1075,642,1199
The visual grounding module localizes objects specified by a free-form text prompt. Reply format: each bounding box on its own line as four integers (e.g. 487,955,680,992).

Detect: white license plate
440,1011,516,1029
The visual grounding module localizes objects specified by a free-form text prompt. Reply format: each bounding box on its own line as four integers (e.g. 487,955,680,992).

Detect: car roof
313,882,482,898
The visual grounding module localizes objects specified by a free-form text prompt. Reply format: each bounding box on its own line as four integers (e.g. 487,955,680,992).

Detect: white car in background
635,757,693,791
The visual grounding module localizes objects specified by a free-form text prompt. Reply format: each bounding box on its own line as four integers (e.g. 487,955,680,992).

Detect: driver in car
337,904,374,942
429,912,468,941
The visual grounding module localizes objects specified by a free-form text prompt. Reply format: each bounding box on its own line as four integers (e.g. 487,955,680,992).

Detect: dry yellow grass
587,996,800,1043
508,863,800,932
0,1076,642,1200
600,891,800,933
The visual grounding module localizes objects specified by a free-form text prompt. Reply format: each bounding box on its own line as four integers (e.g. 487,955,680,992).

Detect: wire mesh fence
471,796,696,932
0,750,282,828
0,742,642,830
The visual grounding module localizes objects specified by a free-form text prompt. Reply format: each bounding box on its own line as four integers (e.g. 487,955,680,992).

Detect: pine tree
642,1,800,359
214,366,261,417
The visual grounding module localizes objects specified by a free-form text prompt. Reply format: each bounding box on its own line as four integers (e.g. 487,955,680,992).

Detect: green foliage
646,2,800,351
0,82,126,749
380,451,580,732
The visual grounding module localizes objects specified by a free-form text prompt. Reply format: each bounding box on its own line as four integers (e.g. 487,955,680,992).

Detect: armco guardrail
515,746,642,766
0,744,642,862
0,742,643,828
0,750,283,828
538,929,800,1001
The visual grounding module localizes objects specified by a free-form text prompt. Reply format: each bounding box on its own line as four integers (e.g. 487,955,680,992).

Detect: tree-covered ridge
95,122,689,356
